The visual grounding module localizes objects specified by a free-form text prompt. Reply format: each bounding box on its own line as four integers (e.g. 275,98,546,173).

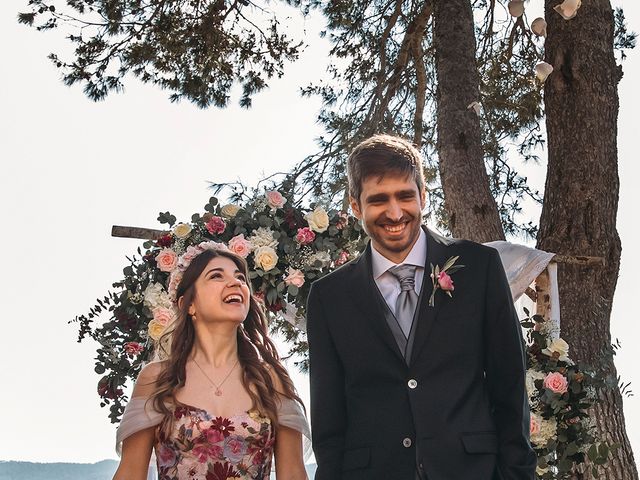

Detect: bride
113,242,309,480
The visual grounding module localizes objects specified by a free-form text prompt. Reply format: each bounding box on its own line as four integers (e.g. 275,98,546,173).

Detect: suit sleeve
306,282,347,480
483,248,537,480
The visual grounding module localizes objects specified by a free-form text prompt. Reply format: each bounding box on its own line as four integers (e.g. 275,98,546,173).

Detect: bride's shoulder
132,360,168,398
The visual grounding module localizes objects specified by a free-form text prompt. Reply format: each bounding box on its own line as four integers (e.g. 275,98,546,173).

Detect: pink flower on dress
156,248,178,272
265,190,287,209
223,435,248,463
123,342,143,356
543,372,569,394
284,267,305,288
437,271,454,291
192,444,223,463
205,216,226,235
157,443,178,468
228,234,251,258
205,427,225,444
295,227,315,245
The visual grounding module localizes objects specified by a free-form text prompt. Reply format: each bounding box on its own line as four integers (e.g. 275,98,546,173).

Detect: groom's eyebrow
365,190,415,203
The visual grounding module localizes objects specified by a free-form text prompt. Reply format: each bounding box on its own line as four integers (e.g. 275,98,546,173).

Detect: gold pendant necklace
193,358,239,397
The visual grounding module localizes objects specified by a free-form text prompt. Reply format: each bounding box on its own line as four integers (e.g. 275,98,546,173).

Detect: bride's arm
112,427,155,480
274,424,308,480
113,362,164,480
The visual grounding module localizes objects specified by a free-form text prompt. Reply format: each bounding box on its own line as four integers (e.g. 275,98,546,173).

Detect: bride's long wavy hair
150,248,303,429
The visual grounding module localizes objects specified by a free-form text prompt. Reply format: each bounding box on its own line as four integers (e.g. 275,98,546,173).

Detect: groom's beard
368,214,422,257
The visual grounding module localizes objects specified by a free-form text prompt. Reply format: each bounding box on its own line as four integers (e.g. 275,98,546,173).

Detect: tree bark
432,0,505,242
537,1,637,478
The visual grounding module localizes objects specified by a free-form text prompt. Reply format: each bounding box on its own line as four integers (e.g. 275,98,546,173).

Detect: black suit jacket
307,228,536,480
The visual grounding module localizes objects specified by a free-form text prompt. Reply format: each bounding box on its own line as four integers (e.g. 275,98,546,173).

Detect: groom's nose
385,199,403,221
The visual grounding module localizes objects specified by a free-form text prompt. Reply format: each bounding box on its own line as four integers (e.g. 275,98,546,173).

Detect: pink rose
295,227,316,245
284,268,305,288
335,212,349,230
157,443,177,468
437,271,454,291
543,372,568,394
153,307,174,326
335,250,350,266
156,248,178,272
205,216,226,235
530,416,541,436
123,342,143,356
228,234,251,258
265,190,287,209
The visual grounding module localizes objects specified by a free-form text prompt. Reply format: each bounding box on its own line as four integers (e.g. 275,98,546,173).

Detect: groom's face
350,173,425,264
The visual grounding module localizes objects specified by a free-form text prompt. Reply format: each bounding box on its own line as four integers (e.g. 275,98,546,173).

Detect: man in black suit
306,134,536,480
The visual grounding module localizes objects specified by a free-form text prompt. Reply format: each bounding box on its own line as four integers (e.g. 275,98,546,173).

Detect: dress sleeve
277,396,313,461
115,396,164,456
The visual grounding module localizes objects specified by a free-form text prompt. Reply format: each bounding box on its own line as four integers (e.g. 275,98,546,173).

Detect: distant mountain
0,460,317,479
0,460,119,480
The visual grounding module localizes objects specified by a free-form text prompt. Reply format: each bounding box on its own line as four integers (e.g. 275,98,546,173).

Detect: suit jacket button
402,437,412,448
408,379,418,389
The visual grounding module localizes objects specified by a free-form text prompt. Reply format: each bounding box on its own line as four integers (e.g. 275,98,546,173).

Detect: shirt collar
371,228,427,280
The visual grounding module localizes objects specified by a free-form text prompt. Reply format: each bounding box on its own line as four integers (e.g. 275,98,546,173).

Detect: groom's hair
347,133,426,204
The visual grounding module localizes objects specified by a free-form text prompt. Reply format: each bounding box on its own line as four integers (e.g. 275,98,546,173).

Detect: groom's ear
420,189,426,210
350,196,362,219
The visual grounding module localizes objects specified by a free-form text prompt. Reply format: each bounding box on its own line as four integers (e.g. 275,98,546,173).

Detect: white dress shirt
371,228,427,315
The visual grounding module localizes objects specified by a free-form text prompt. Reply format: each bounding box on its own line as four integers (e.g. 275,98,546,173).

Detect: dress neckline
176,401,256,421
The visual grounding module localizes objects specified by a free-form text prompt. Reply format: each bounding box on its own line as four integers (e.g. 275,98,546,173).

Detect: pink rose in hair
156,248,178,272
265,190,287,209
295,227,316,245
153,307,174,326
284,268,305,288
437,271,454,291
205,216,226,235
543,372,568,394
228,234,251,258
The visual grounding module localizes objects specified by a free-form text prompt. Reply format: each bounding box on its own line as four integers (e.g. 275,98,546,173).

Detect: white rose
143,282,173,310
542,337,570,362
305,207,330,233
253,246,279,271
249,227,278,249
220,204,241,218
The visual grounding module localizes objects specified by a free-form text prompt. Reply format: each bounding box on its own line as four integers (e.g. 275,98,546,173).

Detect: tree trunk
432,0,504,242
537,1,637,478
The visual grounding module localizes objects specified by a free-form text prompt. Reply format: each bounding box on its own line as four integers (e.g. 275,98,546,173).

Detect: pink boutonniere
429,256,464,307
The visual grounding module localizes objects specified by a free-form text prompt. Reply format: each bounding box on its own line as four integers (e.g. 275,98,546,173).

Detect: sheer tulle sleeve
115,396,164,455
277,396,313,461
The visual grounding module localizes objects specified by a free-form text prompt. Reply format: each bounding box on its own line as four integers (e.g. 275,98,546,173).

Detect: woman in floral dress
113,243,310,480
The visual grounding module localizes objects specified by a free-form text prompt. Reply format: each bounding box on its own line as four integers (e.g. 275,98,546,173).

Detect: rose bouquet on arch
73,191,367,423
520,309,615,478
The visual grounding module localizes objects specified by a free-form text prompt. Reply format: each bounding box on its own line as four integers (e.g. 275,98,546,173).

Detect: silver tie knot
389,264,416,292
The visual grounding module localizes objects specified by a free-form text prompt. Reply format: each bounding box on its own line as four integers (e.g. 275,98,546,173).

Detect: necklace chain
193,358,239,397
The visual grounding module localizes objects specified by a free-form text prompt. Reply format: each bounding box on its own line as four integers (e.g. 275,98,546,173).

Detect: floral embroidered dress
155,405,274,480
116,395,310,480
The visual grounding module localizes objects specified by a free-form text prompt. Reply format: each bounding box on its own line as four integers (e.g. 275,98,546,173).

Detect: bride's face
188,256,251,325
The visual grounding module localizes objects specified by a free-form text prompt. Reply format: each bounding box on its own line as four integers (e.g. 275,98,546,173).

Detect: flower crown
167,240,229,301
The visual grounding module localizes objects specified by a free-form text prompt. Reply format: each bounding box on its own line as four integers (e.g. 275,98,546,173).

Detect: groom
306,134,536,480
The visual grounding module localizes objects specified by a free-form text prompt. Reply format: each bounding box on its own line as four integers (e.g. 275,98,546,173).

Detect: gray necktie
389,264,418,337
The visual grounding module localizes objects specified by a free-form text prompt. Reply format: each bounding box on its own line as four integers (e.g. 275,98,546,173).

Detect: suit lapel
348,243,406,364
410,227,451,365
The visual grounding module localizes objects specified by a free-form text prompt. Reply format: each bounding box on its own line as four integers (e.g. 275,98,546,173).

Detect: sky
0,0,638,466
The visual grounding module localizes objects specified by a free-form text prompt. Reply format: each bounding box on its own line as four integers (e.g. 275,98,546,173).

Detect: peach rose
437,271,454,291
220,203,241,218
530,414,541,436
172,223,192,239
147,320,166,341
284,268,305,288
254,246,278,271
265,190,287,209
228,234,251,258
543,372,568,394
156,248,178,272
